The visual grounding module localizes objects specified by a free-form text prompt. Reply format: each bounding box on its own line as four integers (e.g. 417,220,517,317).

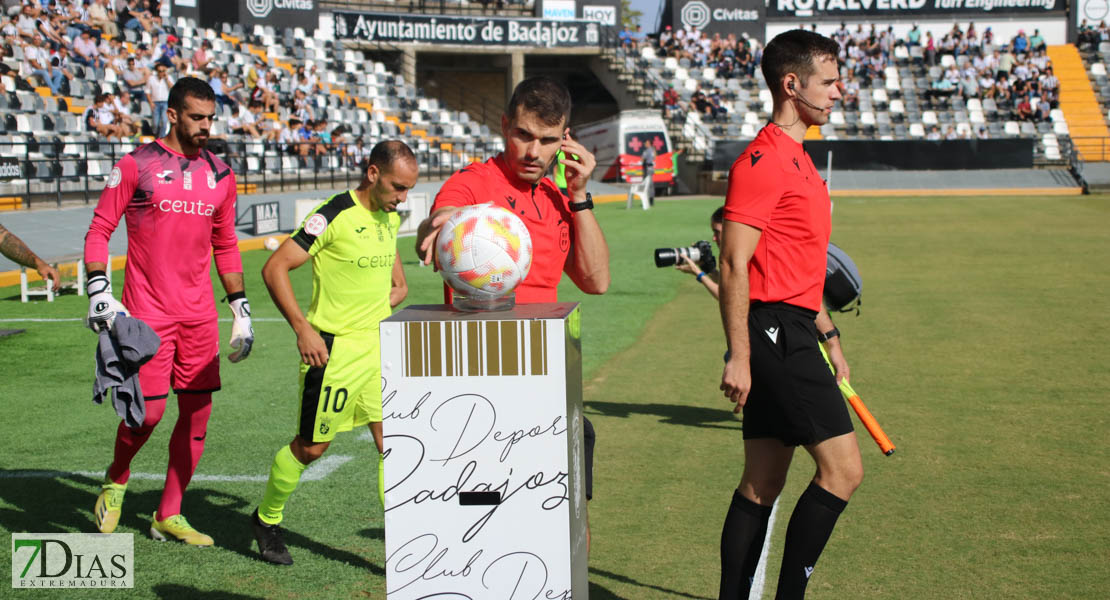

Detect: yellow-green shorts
297,329,381,443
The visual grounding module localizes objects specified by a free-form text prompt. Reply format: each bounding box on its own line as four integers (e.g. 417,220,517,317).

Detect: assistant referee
717,30,863,599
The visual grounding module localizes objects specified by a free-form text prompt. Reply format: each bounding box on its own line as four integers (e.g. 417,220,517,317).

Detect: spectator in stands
278,117,300,154
25,34,65,95
295,119,319,157
109,90,141,136
51,45,76,93
708,88,727,120
292,88,314,122
1029,29,1045,52
118,0,154,34
191,39,212,73
251,70,280,113
84,93,123,138
231,100,276,141
944,125,959,140
977,126,989,140
244,56,264,91
88,0,117,38
1036,96,1051,122
346,137,368,168
841,71,860,109
314,118,335,154
72,30,104,70
122,56,149,102
35,11,67,50
924,30,936,66
926,125,941,140
1012,30,1028,54
1016,95,1034,121
15,4,37,41
148,63,172,137
154,35,187,72
208,67,234,111
907,24,921,47
662,83,681,120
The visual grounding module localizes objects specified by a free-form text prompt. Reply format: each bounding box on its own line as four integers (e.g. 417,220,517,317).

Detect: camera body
654,240,716,273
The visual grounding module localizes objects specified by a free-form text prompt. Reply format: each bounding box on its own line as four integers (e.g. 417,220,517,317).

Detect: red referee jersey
432,154,574,304
723,124,830,312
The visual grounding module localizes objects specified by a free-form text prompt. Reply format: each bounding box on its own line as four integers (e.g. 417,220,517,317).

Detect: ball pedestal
450,291,516,312
379,303,588,599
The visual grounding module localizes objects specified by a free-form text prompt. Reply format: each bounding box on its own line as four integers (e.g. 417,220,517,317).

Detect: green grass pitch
1,194,1108,598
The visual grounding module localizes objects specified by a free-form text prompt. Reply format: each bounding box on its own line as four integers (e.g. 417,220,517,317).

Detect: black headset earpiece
788,81,795,91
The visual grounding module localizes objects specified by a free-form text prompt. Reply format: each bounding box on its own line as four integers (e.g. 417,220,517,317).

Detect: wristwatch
570,192,594,212
817,327,840,343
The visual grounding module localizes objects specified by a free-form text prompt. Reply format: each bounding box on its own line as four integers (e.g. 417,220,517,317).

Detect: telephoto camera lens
654,246,702,268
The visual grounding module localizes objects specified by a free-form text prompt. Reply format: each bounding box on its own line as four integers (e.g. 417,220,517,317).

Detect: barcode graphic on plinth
402,321,548,377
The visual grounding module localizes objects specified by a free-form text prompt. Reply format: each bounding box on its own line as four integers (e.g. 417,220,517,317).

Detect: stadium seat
1044,146,1062,160
1053,121,1070,135
922,111,938,126
1092,63,1107,76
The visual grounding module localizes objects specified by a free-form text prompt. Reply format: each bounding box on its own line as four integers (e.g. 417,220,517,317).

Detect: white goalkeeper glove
227,294,254,363
86,273,128,332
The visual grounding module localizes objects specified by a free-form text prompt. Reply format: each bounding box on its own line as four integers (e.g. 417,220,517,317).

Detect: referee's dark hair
505,76,572,127
761,29,841,101
363,139,416,174
168,76,216,111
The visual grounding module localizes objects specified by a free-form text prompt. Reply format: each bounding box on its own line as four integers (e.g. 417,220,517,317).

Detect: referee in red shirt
718,30,863,599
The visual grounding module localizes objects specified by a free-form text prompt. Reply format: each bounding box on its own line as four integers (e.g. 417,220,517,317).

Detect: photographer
675,205,723,299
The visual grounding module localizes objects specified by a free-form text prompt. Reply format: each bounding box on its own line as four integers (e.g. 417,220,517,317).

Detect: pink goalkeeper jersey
84,140,242,321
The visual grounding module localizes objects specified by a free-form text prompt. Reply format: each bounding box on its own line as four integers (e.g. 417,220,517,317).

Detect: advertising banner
380,303,588,599
238,0,318,30
334,11,605,48
766,0,1064,19
543,0,577,20
671,0,764,41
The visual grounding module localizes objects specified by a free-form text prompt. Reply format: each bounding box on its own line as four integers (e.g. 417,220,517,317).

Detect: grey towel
93,315,161,429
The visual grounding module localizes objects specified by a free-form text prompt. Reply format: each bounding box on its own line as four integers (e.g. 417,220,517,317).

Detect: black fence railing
0,139,484,209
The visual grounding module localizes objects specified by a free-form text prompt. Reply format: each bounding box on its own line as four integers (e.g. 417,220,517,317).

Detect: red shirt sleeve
723,147,784,230
84,155,137,266
211,170,243,275
431,168,479,211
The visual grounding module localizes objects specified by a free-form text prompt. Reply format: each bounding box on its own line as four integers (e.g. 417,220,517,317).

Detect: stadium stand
0,7,502,206
605,23,1080,167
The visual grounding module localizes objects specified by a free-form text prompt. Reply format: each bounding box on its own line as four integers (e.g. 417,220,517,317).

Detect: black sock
720,490,773,600
774,482,848,600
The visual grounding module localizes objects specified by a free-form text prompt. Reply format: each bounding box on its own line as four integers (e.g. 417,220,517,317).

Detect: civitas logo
681,0,711,29
11,533,134,589
246,0,315,19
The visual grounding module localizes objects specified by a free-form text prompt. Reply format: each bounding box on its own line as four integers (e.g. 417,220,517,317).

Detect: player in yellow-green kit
250,140,419,565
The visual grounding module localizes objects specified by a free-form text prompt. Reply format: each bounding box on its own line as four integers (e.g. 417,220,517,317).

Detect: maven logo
12,533,134,589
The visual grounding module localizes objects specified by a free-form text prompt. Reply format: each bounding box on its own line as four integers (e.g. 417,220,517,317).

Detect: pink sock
107,397,167,484
157,393,213,519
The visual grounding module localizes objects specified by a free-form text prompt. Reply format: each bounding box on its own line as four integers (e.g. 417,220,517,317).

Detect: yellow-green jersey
291,190,400,336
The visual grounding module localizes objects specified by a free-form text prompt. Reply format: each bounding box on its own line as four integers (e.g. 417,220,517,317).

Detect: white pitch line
0,318,289,323
750,498,780,600
0,455,354,483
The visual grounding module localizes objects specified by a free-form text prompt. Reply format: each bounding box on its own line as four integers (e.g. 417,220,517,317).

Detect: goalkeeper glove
86,273,128,332
228,293,254,363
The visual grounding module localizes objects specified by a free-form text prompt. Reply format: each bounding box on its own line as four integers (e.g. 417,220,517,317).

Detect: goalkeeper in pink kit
82,77,253,546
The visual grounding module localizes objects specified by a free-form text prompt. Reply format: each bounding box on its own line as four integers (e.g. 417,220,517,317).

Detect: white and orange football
435,204,533,300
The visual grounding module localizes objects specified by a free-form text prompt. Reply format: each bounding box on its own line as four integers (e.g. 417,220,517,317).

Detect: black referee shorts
742,302,853,446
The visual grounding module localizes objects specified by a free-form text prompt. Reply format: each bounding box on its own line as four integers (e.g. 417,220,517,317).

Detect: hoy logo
12,534,134,589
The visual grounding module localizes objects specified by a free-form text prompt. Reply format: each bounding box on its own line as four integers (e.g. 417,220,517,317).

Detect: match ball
436,204,532,300
264,236,280,251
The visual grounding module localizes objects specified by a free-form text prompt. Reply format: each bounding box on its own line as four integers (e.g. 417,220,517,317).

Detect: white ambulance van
575,110,676,194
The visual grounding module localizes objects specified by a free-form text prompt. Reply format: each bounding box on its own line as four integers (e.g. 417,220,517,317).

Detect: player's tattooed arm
0,224,59,290
0,224,41,268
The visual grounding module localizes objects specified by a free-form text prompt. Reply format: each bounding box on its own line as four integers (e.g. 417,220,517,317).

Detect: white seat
1004,121,1021,136
889,99,905,114
1042,133,1059,147
966,98,983,112
1092,63,1107,76
909,123,925,137
1053,121,1070,135
922,111,938,125
940,55,956,68
860,111,876,125
969,111,985,124
829,111,845,125
1044,146,1061,160
758,89,773,104
745,111,761,124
